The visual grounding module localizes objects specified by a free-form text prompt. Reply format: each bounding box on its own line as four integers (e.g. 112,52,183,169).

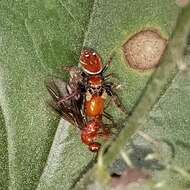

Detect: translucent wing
46,78,85,129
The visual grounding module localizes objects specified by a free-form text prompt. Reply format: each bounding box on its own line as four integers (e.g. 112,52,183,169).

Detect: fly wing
46,78,85,129
46,78,68,100
48,101,77,126
52,78,68,97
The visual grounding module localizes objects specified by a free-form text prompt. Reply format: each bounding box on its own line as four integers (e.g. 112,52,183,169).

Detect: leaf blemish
123,30,167,70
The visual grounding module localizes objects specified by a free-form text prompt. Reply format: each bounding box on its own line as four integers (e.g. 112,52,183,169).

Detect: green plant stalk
73,4,190,189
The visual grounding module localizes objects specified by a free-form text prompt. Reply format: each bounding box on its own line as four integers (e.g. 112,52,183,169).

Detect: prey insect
47,48,126,152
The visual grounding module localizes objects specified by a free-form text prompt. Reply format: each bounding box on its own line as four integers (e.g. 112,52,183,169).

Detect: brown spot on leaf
123,30,167,70
176,0,189,7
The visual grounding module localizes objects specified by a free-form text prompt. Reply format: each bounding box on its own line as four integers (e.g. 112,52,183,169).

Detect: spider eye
89,89,93,94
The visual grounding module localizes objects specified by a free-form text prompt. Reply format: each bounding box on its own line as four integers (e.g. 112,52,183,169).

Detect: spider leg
104,72,119,81
112,93,127,113
104,97,112,110
104,83,127,114
103,111,115,125
102,52,115,73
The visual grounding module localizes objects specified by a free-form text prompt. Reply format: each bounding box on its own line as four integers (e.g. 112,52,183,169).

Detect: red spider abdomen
85,96,104,118
80,49,103,74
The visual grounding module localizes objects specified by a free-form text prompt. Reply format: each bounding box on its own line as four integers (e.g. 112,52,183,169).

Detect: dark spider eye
89,89,93,94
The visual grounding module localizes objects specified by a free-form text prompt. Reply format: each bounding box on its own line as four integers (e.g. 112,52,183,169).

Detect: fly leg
57,91,77,104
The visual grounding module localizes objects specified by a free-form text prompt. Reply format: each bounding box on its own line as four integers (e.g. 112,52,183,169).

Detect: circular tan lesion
123,30,167,70
176,0,189,7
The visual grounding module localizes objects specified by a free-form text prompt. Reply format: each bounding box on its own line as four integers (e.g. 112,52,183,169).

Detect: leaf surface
0,0,183,189
0,0,94,189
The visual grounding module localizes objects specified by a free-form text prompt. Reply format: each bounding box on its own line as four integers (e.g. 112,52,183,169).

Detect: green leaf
0,0,94,189
0,0,186,190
